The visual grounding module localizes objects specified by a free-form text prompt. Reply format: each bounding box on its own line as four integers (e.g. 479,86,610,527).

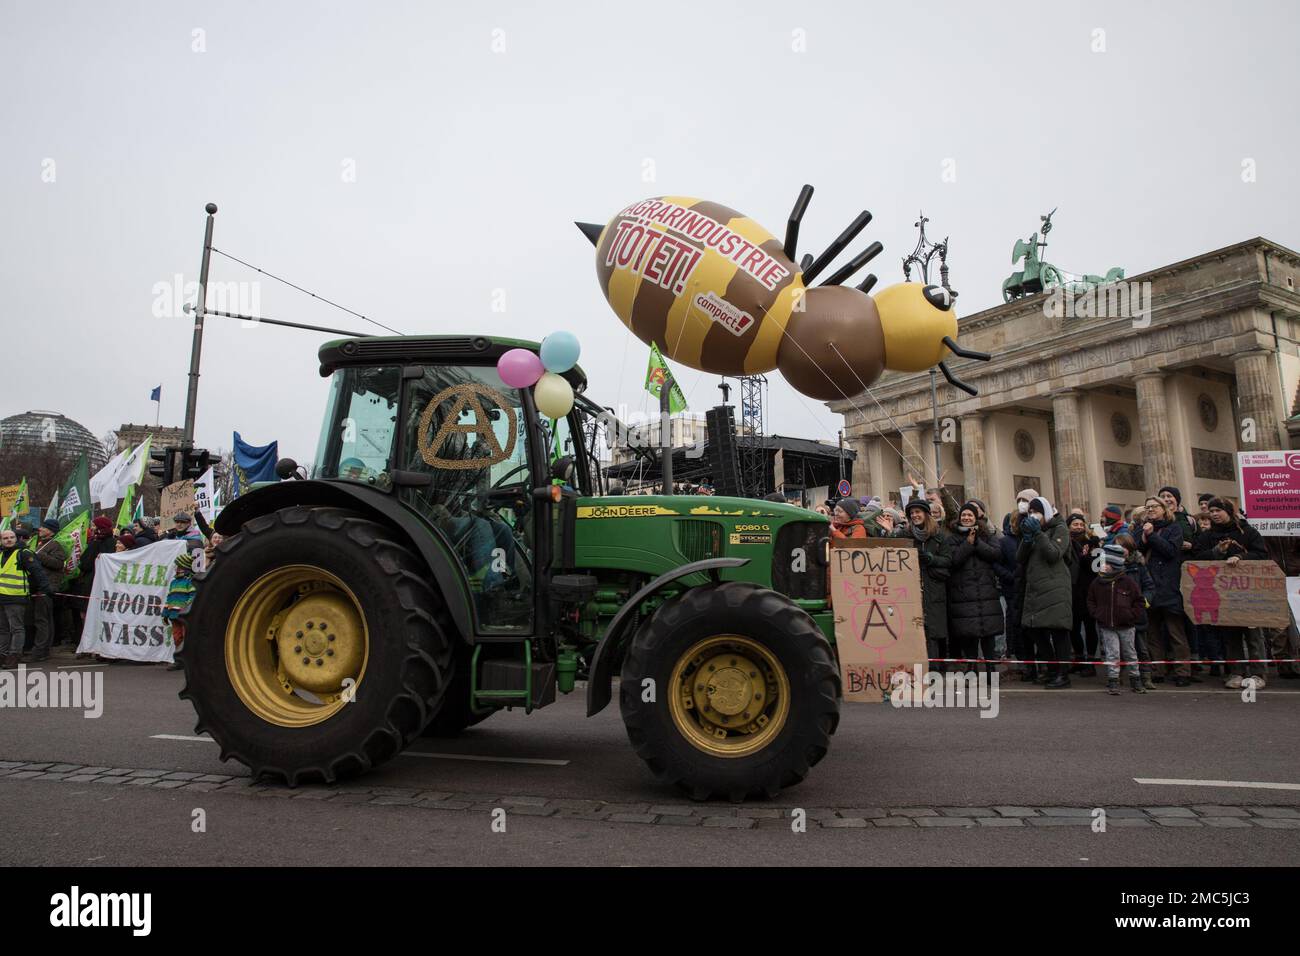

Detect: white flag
90,449,130,508
89,437,153,509
194,466,216,522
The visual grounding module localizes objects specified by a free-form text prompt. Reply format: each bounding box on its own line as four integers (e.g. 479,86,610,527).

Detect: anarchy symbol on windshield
417,383,517,470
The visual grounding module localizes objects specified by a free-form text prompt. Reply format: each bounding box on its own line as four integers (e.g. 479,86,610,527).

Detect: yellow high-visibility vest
0,549,30,598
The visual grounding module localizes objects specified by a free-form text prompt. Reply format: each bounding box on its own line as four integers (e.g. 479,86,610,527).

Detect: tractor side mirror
551,455,576,487
275,458,300,480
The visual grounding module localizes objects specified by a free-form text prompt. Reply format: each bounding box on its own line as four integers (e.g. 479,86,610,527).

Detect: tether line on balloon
826,340,933,472
208,246,404,336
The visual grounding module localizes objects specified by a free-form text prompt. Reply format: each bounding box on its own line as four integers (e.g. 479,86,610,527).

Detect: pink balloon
497,348,544,388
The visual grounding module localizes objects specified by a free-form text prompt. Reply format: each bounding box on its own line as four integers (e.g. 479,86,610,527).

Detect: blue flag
232,431,280,498
150,385,161,402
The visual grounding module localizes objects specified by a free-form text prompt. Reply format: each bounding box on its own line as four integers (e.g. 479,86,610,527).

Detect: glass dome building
0,410,108,471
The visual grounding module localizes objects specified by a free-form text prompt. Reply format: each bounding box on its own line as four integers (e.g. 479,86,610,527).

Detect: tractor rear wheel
179,506,454,785
619,581,840,801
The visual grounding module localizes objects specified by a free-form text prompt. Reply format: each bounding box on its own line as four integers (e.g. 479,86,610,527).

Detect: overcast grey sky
3,0,1297,464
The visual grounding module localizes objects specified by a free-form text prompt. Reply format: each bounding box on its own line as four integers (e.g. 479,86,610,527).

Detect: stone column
1232,349,1285,450
1051,389,1091,516
898,424,928,487
861,435,886,495
1134,373,1178,490
959,413,989,508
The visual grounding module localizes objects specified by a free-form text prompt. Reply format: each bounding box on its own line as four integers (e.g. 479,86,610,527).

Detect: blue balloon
540,331,581,373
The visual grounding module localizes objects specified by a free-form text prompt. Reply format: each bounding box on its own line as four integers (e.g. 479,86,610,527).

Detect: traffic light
180,448,211,481
149,445,176,487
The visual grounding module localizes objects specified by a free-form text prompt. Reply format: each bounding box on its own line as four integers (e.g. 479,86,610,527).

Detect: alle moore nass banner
78,539,186,663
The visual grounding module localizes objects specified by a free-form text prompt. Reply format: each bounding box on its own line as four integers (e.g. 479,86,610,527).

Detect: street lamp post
182,202,218,450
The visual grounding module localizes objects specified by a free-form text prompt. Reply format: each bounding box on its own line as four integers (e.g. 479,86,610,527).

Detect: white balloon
533,372,574,418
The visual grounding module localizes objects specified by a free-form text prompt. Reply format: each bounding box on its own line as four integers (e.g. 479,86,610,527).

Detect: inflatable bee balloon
576,186,988,401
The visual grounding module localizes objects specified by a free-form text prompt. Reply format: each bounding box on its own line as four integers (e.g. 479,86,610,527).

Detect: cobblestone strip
3,760,1299,829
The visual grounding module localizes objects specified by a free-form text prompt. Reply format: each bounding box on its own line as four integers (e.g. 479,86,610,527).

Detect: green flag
56,453,91,528
117,484,136,529
9,478,29,518
55,512,90,582
132,495,144,522
645,342,687,414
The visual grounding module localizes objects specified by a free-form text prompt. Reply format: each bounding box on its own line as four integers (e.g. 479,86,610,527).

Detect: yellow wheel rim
668,635,790,758
225,565,369,728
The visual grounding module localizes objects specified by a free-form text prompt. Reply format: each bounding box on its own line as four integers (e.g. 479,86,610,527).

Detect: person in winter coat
30,519,66,662
0,527,54,669
830,498,868,540
1067,513,1101,674
1190,498,1271,688
132,517,158,546
1157,486,1197,555
997,512,1032,679
1099,504,1128,546
904,499,952,672
946,502,1004,673
865,507,903,538
1135,496,1190,686
1017,496,1076,687
1086,544,1146,694
1113,533,1156,688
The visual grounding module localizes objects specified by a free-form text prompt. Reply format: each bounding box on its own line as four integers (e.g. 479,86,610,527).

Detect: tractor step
470,643,555,712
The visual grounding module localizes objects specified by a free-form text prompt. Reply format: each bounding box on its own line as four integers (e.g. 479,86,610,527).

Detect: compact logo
50,886,151,936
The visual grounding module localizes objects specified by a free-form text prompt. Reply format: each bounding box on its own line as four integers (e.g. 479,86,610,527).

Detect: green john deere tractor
180,334,840,800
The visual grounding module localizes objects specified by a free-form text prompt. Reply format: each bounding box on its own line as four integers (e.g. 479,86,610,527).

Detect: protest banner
0,483,22,516
1237,451,1300,536
77,539,186,662
1181,559,1290,628
830,539,928,702
160,479,197,520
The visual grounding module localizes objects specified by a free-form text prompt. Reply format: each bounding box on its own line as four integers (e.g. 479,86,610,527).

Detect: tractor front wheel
619,582,840,801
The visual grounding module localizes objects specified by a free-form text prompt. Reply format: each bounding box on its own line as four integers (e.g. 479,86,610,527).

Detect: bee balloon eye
578,185,988,401
923,284,957,310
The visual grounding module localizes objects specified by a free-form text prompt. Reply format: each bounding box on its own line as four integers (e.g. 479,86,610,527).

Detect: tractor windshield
313,366,401,482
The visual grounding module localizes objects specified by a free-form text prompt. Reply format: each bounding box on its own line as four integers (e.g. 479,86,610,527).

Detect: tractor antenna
783,184,815,261
801,210,872,284
820,240,884,287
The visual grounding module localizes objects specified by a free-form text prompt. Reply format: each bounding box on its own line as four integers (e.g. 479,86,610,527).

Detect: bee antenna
941,335,991,362
857,273,878,294
783,184,815,261
801,210,872,284
799,253,813,272
820,241,883,287
938,360,979,397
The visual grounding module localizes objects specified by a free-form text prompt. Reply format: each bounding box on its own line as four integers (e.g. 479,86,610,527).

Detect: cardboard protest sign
78,539,186,662
1181,560,1290,628
1238,451,1300,536
0,483,22,516
160,479,197,521
830,539,928,702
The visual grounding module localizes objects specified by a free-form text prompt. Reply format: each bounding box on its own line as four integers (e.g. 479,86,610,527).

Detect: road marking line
1134,777,1300,791
401,751,570,767
149,735,568,766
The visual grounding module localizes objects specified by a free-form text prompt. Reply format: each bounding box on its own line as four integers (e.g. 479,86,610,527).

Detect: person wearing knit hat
1156,486,1197,553
946,498,1003,673
831,498,867,539
1017,494,1075,687
162,549,197,670
1192,496,1270,689
1066,511,1102,675
1099,504,1127,545
904,494,952,671
1011,487,1037,518
114,533,137,552
1087,543,1145,694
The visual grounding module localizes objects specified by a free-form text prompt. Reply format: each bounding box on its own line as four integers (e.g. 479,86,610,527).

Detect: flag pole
182,203,218,450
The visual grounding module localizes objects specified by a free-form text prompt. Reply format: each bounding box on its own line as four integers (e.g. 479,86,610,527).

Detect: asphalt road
3,654,1299,866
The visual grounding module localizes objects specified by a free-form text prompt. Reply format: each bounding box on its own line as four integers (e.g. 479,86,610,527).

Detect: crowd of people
0,510,219,669
824,483,1300,694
